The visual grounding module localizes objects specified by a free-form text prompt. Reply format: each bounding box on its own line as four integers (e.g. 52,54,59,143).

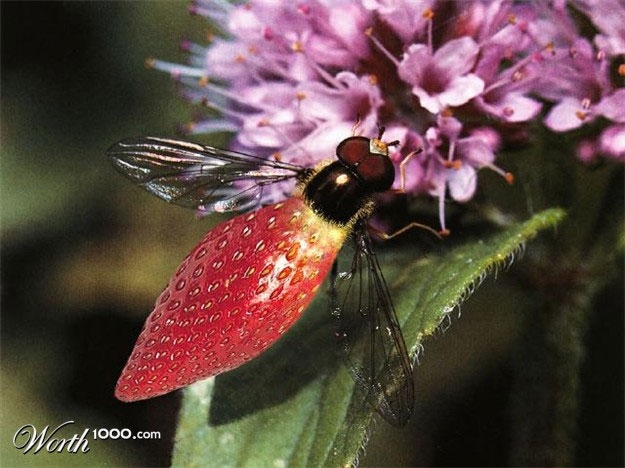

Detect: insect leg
368,221,445,240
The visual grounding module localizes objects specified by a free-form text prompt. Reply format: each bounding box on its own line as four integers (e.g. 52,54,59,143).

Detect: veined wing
107,137,306,213
332,222,414,427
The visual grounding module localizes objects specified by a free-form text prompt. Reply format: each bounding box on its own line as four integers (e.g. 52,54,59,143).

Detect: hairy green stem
510,264,592,466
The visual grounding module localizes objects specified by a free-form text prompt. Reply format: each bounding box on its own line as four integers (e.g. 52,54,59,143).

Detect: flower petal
492,92,543,122
598,124,625,159
413,86,443,114
397,43,429,86
595,89,625,123
434,37,481,77
436,74,485,108
457,137,496,166
448,164,477,202
544,97,589,131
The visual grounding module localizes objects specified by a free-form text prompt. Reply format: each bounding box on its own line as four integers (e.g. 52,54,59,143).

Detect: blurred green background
1,2,622,466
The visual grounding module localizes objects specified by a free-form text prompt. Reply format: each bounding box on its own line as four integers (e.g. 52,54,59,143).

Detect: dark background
1,2,622,466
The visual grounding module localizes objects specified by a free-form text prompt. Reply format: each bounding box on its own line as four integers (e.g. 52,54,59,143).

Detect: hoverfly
108,130,415,426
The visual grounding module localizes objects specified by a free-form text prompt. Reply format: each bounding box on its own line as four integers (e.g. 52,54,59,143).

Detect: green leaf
172,208,566,468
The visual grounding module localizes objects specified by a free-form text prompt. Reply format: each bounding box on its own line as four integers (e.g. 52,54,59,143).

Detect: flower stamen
147,59,207,79
300,53,345,89
198,76,209,88
422,8,434,54
443,160,462,170
365,28,400,67
484,162,515,185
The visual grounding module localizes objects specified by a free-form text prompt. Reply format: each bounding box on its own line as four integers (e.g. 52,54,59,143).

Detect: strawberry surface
115,197,347,402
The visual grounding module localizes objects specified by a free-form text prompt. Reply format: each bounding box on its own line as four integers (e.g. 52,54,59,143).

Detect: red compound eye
336,136,395,192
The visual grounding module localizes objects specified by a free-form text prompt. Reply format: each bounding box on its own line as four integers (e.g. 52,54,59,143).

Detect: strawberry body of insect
109,133,414,426
115,197,346,401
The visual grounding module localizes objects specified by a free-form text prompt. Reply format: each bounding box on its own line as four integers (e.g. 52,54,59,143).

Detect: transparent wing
332,222,414,427
106,137,306,213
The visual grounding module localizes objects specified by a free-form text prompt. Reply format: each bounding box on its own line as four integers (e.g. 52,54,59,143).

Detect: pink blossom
362,0,433,43
571,0,625,56
398,37,485,114
599,124,625,160
151,0,624,232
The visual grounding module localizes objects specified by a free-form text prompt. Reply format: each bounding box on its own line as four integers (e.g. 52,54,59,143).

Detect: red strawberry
115,197,347,402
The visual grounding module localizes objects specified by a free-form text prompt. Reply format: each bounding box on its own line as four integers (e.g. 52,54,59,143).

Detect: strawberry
115,197,346,402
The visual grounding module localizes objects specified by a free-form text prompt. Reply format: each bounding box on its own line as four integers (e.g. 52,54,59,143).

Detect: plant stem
509,263,591,466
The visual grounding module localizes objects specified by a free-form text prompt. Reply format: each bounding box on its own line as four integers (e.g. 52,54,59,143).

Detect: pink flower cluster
151,0,625,232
